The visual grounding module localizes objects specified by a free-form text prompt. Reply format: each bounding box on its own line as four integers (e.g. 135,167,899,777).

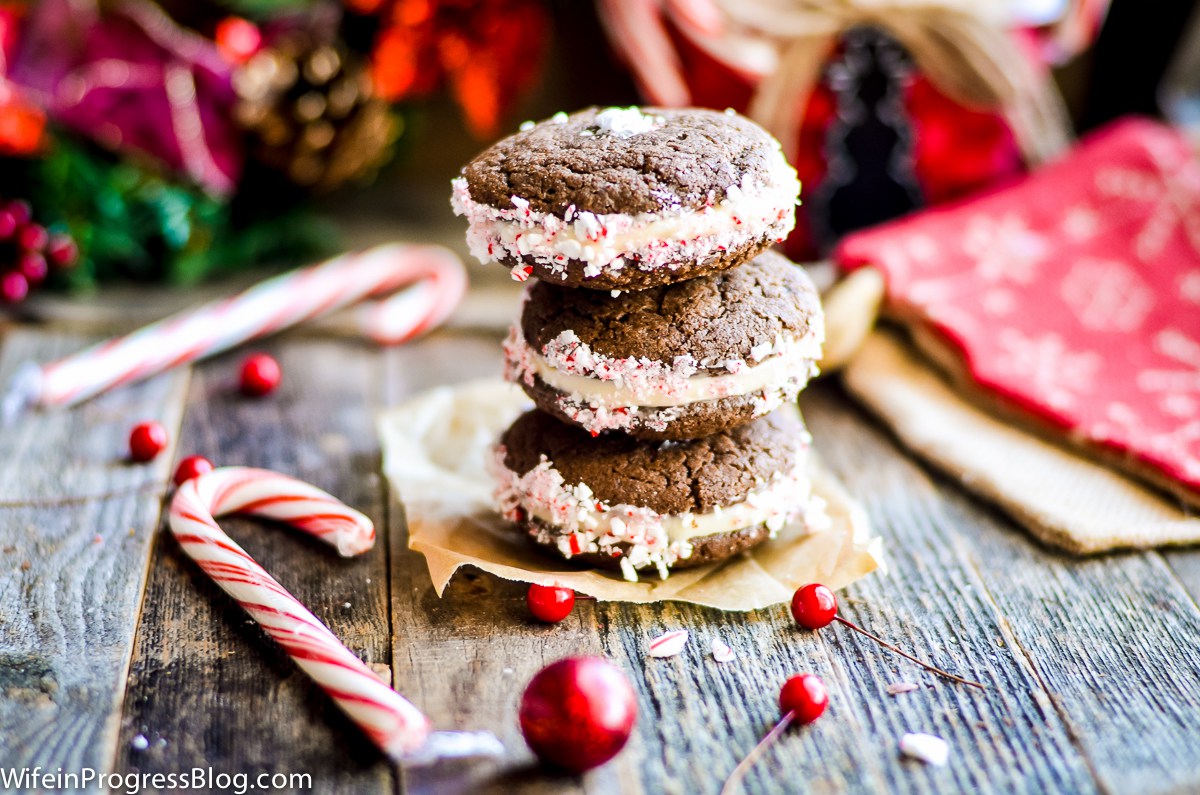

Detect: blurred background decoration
0,0,551,300
0,0,1194,307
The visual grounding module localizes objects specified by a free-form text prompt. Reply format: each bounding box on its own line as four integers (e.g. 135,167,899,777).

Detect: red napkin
836,118,1200,503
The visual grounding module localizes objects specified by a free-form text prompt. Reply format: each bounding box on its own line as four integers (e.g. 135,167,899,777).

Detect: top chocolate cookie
451,106,800,291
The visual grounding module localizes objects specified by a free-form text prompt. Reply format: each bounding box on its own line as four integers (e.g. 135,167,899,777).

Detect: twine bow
709,0,1071,165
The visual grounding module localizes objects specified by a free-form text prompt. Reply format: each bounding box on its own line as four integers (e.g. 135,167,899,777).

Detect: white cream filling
528,333,822,408
461,175,795,270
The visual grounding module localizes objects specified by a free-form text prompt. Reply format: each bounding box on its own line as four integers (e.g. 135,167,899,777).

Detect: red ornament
364,0,548,138
527,583,575,623
519,657,637,773
790,583,838,629
129,421,168,462
778,673,829,725
790,583,984,689
173,455,214,486
0,271,27,303
239,353,282,397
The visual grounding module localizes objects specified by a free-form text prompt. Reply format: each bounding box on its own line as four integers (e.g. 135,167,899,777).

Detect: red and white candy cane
1,243,467,422
169,467,499,761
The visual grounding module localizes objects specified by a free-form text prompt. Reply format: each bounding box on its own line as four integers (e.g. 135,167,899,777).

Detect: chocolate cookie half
451,106,800,291
504,251,824,439
489,407,816,580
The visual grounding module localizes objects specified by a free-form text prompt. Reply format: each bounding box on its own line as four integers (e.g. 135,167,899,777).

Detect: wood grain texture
384,334,623,795
0,328,188,775
116,339,393,793
583,386,1102,795
806,384,1200,795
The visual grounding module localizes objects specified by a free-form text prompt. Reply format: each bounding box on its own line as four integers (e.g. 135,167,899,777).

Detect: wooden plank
116,338,393,793
0,328,188,776
1162,549,1200,607
806,383,1200,795
580,385,1101,795
384,334,624,795
381,337,1097,794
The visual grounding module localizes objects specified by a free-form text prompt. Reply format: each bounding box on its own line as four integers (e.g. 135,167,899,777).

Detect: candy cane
169,467,500,761
1,243,467,423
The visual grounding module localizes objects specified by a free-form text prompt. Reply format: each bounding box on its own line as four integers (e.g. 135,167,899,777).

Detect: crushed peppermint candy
130,734,149,751
886,682,921,695
592,106,663,137
900,733,950,766
648,630,689,658
711,638,736,662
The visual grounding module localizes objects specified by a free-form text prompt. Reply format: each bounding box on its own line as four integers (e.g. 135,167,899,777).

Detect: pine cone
232,31,397,192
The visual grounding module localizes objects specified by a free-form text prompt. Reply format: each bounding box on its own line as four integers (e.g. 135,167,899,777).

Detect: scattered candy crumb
887,682,920,695
711,638,735,663
343,602,351,609
648,629,689,658
900,733,950,766
130,734,149,751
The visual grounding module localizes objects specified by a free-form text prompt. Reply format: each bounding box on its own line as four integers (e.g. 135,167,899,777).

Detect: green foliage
26,135,335,292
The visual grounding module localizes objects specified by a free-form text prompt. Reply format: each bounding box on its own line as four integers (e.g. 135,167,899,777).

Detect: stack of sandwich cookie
454,105,825,581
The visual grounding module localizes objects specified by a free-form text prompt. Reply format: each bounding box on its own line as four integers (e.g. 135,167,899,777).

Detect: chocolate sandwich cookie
489,407,816,581
504,250,824,439
451,106,800,291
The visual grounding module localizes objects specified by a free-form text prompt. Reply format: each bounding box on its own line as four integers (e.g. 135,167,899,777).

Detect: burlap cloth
843,332,1200,553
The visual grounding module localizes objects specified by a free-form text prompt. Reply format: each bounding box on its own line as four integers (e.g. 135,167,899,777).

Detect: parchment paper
379,380,885,611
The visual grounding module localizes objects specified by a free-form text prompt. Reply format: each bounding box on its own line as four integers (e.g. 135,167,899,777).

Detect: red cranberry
129,421,168,462
18,252,48,285
779,673,828,725
46,234,79,267
519,657,637,772
7,200,31,227
18,223,48,252
791,583,838,629
527,584,575,623
0,209,17,239
239,353,282,397
0,271,28,303
173,455,214,485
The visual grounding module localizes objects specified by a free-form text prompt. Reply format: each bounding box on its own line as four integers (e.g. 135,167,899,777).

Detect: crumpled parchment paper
379,380,885,611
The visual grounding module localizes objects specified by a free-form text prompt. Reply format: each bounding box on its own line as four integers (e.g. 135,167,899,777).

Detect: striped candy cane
2,243,467,422
169,466,500,761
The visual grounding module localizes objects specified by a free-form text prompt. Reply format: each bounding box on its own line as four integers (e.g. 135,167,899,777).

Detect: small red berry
0,209,17,239
1,271,28,303
779,673,828,725
18,223,48,252
173,455,214,485
18,252,47,284
7,200,31,227
129,421,168,462
791,583,838,630
520,657,637,773
215,16,262,64
527,584,575,623
239,353,281,397
46,234,79,267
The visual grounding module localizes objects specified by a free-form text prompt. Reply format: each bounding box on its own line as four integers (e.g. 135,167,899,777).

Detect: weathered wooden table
3,312,1200,794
